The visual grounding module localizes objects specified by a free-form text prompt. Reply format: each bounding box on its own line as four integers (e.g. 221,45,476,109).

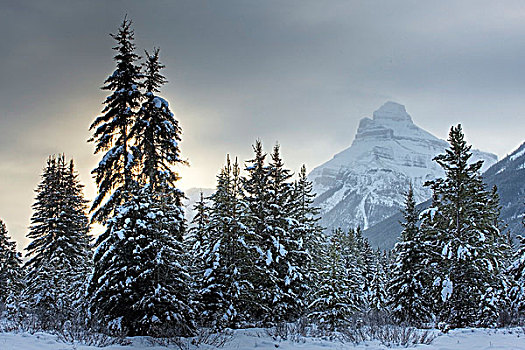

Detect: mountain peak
354,101,422,143
309,101,498,234
373,101,412,123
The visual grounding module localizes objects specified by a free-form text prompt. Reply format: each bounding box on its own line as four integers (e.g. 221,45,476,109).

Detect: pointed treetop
143,47,167,94
110,16,136,53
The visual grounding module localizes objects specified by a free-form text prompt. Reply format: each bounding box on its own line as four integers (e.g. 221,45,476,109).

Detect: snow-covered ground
1,327,524,350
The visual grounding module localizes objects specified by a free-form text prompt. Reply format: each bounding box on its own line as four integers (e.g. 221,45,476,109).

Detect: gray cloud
1,0,525,248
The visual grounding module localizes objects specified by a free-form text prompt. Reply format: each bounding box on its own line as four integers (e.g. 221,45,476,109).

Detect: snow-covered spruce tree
308,228,360,331
59,159,92,316
265,144,308,321
131,47,184,190
88,183,193,337
243,142,308,324
242,141,271,322
186,191,210,320
134,46,191,335
89,17,142,223
330,227,366,313
0,219,24,313
387,184,431,326
369,249,389,315
477,185,513,326
348,227,388,322
89,43,193,336
353,227,376,312
23,155,91,330
420,124,509,329
290,165,324,306
508,209,525,321
197,156,253,329
186,192,210,269
382,249,394,287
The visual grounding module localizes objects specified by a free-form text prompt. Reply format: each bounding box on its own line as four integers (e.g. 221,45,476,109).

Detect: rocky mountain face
483,142,525,238
363,141,525,250
309,101,498,234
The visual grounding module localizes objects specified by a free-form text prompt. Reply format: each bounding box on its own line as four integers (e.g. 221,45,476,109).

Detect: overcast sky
1,0,525,248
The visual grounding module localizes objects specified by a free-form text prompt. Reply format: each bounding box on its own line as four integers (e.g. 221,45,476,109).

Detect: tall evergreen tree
88,33,192,336
197,156,252,328
0,220,23,312
186,192,210,319
89,17,142,223
388,184,431,325
187,192,210,265
88,183,193,337
508,207,525,320
265,144,305,321
308,228,360,331
23,155,91,329
369,249,389,314
130,47,185,190
354,227,376,311
476,185,512,326
243,142,307,324
290,165,324,305
242,140,271,322
420,124,509,328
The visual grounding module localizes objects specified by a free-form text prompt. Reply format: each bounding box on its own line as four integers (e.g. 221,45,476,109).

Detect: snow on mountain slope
363,140,525,250
482,141,525,237
309,102,497,233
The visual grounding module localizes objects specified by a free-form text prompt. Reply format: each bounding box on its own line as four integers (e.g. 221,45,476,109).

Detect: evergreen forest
1,18,525,342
